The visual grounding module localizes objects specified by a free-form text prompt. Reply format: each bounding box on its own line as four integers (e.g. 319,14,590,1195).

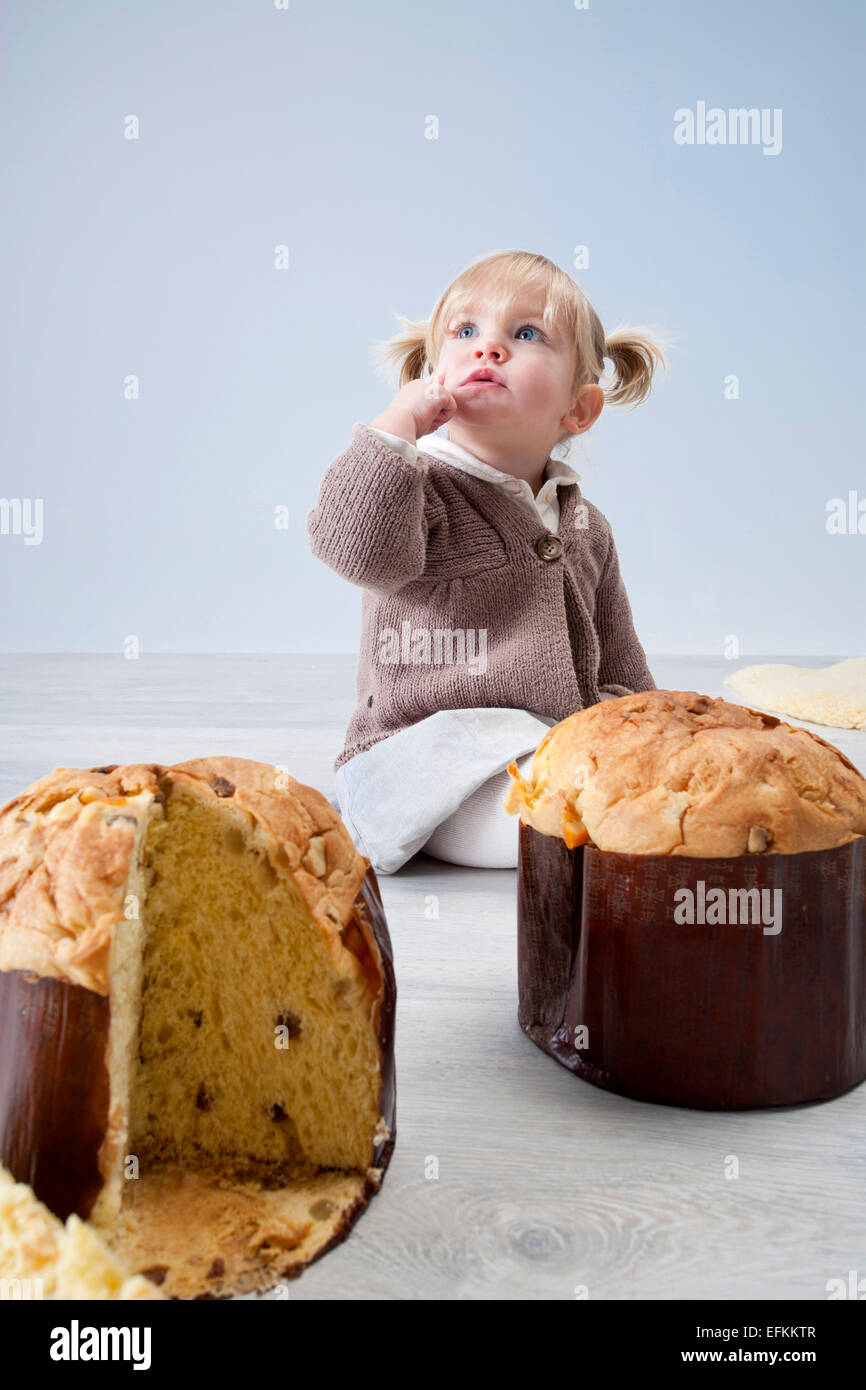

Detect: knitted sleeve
594,529,657,696
306,423,430,593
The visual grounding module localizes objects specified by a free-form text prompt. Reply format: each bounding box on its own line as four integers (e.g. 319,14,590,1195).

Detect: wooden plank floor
1,653,863,1301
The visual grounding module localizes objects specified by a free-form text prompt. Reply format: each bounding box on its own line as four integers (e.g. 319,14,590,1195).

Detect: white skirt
333,707,557,874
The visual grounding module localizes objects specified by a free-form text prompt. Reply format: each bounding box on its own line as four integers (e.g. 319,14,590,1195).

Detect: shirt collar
415,429,582,502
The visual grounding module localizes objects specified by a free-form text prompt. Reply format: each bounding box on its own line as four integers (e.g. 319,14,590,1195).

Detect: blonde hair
372,250,673,441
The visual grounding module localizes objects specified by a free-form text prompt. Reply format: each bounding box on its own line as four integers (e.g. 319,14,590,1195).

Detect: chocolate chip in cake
259,1172,284,1190
212,776,235,797
267,1102,288,1122
189,1009,203,1028
367,695,373,706
195,1083,214,1111
141,1266,169,1286
88,765,119,774
275,1010,302,1039
207,1258,225,1279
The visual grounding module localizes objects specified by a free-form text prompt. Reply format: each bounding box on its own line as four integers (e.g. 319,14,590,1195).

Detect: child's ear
561,384,604,436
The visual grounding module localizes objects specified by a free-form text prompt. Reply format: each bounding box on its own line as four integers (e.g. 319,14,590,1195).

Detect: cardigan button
535,533,563,562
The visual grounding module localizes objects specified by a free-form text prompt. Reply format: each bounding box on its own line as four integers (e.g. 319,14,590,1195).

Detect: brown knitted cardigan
307,423,656,770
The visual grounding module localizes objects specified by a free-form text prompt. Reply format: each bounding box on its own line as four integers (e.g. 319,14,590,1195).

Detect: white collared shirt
367,425,581,533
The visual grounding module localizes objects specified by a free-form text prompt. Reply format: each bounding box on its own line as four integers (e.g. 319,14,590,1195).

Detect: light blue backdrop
2,0,863,654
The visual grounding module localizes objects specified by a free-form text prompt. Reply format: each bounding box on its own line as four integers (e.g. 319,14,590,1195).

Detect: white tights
419,749,535,869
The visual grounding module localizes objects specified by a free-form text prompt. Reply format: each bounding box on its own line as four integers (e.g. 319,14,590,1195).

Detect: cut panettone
0,757,396,1299
0,1163,165,1299
504,689,866,856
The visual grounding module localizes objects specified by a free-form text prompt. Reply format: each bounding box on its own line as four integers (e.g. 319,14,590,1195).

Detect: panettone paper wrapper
517,824,866,1110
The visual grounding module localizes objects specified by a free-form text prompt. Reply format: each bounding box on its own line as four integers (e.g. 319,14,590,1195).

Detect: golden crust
0,757,371,995
504,689,866,856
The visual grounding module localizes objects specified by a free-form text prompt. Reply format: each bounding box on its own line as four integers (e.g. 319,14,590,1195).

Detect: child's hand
370,372,458,446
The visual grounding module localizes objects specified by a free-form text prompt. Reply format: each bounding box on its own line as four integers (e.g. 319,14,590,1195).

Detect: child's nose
474,340,506,360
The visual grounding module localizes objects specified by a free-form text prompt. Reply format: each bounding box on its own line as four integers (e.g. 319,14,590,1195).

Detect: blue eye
453,321,545,342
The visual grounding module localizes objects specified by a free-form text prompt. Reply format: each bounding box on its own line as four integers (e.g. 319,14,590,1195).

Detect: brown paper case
517,823,866,1109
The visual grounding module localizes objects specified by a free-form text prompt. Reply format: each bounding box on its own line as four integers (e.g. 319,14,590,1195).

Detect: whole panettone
505,691,866,1109
0,757,396,1298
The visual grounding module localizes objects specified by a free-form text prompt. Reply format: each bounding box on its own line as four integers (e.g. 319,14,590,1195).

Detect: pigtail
601,326,671,408
371,314,431,389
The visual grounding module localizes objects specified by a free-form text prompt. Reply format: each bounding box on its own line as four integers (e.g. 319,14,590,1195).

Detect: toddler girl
307,249,667,873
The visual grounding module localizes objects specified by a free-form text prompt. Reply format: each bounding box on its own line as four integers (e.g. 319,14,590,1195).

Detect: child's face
434,294,582,440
